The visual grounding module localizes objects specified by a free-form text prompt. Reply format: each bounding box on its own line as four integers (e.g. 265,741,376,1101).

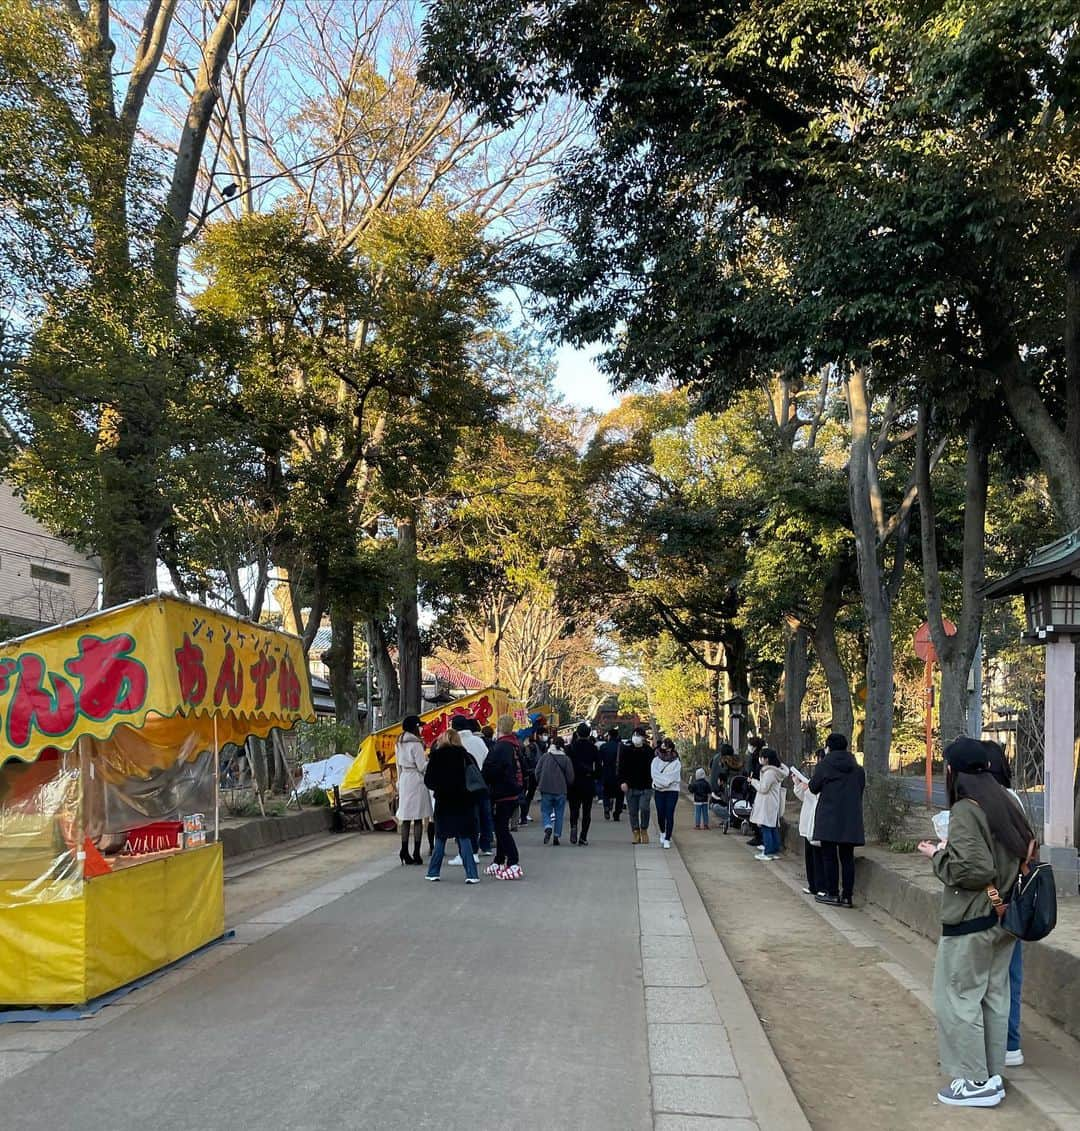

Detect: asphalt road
0,818,652,1131
894,775,1045,825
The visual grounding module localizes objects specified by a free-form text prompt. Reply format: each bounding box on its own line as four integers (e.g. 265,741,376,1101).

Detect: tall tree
1,0,260,603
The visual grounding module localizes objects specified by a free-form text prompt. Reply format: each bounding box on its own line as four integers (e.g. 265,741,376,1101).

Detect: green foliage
294,720,361,763
863,774,914,844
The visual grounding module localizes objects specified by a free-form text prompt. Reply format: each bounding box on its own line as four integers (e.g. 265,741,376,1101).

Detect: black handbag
989,841,1057,943
464,760,487,795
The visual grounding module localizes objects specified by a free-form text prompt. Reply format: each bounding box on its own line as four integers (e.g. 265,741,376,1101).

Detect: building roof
984,528,1080,599
428,660,485,691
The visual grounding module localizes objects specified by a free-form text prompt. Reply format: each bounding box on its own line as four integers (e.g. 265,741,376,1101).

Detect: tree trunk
846,367,894,776
326,611,358,727
781,621,810,763
366,616,400,725
396,515,422,717
811,558,855,740
917,409,989,747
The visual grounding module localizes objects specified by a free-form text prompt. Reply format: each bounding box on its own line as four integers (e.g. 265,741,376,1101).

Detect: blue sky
553,344,618,412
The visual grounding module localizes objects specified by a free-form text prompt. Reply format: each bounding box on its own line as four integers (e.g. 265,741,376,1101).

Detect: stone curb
219,808,333,858
781,819,1080,1043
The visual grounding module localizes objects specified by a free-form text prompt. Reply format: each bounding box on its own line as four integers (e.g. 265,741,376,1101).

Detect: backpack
989,841,1057,943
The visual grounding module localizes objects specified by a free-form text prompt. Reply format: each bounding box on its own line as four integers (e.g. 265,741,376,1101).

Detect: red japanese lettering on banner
6,655,78,748
249,652,277,710
174,634,207,706
65,634,148,721
420,695,494,748
277,653,301,712
213,644,244,709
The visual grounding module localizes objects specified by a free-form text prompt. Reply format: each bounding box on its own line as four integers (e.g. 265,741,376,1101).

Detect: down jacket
749,764,788,827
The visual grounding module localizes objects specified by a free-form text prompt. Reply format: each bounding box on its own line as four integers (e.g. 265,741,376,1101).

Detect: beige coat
395,734,433,821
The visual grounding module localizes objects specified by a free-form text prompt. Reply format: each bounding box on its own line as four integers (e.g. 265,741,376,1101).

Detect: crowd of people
397,710,1038,1108
393,717,716,879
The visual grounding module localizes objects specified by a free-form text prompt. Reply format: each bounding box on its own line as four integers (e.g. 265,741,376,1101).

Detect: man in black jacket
599,728,624,821
567,723,603,845
619,725,654,845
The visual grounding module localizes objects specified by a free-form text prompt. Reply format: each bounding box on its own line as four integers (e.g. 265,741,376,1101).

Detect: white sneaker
937,1078,1003,1108
662,838,671,849
447,855,463,866
473,854,481,863
753,851,768,860
988,1074,1005,1097
465,877,480,885
1005,1049,1024,1067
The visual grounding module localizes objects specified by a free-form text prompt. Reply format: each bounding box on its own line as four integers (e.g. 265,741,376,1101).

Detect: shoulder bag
987,840,1057,943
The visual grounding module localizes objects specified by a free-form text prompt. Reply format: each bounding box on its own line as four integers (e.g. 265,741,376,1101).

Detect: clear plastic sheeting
82,728,216,851
0,749,83,908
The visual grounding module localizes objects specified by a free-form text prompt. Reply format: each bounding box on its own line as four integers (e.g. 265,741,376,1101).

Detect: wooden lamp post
984,531,1080,897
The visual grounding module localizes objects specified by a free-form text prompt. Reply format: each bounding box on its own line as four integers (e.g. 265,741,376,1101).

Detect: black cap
944,736,989,775
451,716,471,732
825,733,848,751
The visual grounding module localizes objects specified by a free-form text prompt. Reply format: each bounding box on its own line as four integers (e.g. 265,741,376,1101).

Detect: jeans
627,788,651,831
476,796,494,853
654,790,678,839
693,802,709,827
493,799,519,866
428,836,478,880
761,824,781,856
820,841,855,899
1008,940,1023,1052
804,839,822,892
568,791,594,839
540,792,567,836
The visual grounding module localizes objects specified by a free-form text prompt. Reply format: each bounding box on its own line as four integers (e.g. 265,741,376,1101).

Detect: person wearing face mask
619,725,655,844
651,738,682,849
744,735,766,847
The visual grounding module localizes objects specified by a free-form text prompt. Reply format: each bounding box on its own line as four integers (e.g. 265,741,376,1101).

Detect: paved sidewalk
0,815,807,1130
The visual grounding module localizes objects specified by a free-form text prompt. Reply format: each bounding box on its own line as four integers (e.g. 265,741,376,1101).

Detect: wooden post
1044,639,1076,849
924,659,934,807
213,717,220,846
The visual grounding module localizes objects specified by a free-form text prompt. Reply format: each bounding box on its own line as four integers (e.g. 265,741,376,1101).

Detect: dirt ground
677,821,1054,1131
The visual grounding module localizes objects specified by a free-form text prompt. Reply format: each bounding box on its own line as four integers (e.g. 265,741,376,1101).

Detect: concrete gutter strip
669,846,812,1130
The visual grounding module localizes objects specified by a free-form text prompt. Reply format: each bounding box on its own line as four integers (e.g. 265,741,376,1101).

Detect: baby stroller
723,774,754,835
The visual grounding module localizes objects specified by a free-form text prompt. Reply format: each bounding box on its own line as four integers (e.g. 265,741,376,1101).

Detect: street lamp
725,693,750,757
984,530,1080,896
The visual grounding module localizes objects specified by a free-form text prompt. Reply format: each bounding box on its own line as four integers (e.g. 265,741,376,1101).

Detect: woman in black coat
809,732,866,907
423,731,480,883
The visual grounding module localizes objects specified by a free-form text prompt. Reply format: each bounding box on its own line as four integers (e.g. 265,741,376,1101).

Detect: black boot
411,826,423,865
570,823,578,845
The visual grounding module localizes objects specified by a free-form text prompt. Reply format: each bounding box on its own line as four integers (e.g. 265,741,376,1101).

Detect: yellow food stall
341,686,528,787
0,594,313,1008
